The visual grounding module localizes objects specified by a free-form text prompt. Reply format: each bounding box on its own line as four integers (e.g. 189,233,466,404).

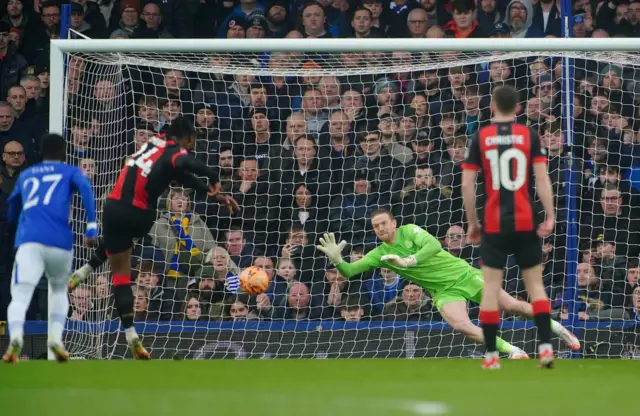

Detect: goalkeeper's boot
68,265,92,292
481,352,501,370
48,341,70,363
508,347,530,360
538,344,555,369
557,327,581,351
2,339,22,364
129,338,151,360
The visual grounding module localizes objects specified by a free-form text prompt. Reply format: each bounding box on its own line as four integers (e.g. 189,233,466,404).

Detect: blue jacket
363,272,406,315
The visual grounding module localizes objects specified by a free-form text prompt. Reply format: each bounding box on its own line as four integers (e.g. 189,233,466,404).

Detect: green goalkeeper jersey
336,224,473,297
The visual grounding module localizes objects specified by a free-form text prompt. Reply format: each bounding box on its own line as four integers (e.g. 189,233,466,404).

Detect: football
239,266,271,295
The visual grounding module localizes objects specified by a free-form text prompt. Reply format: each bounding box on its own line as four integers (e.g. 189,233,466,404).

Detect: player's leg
478,234,507,368
438,299,526,358
498,290,580,351
102,201,150,360
43,246,75,362
515,232,554,368
69,239,108,291
4,244,46,363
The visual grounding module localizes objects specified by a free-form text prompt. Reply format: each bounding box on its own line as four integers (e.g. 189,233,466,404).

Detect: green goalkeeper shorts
432,269,484,311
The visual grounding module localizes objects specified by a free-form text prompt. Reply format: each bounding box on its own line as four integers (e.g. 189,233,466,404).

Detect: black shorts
480,231,542,270
102,199,155,255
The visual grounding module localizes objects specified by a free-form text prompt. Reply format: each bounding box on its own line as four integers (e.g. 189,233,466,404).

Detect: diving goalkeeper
317,209,580,358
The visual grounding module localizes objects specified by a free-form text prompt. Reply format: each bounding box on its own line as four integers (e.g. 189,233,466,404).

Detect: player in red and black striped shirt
461,85,556,369
102,117,238,359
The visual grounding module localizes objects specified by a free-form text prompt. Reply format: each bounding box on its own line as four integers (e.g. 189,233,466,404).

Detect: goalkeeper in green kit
317,209,580,358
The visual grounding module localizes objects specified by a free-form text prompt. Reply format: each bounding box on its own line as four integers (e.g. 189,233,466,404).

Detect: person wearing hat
109,0,140,38
489,22,511,38
69,3,98,39
69,0,107,37
265,0,290,38
226,16,248,39
217,0,265,38
503,0,544,38
246,10,269,39
572,13,587,37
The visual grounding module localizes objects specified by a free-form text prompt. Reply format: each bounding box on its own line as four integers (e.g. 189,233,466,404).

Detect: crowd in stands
0,0,640,326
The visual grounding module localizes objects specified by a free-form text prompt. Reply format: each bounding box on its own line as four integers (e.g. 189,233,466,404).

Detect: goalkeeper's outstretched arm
316,233,379,278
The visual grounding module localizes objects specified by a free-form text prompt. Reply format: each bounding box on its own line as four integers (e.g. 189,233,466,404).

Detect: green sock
495,337,513,354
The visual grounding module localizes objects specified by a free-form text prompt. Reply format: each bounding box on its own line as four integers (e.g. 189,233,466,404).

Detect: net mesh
61,49,640,359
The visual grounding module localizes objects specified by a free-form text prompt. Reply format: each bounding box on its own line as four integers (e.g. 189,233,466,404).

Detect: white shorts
12,243,73,287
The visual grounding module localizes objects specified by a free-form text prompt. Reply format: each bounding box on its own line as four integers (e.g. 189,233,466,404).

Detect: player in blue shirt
3,134,98,364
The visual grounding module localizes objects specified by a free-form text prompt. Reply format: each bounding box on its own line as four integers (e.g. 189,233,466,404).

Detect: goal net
53,39,640,359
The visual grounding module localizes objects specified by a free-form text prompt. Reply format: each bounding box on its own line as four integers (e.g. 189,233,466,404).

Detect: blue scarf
168,212,200,278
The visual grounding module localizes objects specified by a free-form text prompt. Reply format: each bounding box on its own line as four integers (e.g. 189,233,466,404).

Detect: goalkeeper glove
317,233,347,265
381,254,417,269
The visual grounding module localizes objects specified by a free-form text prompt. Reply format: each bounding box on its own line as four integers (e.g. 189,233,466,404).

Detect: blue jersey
8,161,97,251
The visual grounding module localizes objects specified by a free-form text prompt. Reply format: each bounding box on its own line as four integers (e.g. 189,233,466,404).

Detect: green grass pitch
0,359,636,416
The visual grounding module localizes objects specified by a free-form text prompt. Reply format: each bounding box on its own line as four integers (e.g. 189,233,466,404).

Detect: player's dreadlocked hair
40,133,67,161
166,116,195,141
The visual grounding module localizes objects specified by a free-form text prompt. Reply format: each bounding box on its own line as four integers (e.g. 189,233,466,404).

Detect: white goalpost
49,38,640,359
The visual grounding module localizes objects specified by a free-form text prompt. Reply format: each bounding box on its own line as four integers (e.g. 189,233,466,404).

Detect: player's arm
175,170,210,193
72,169,99,242
173,150,220,185
531,129,555,235
316,232,379,277
460,131,482,227
7,181,22,223
380,225,441,268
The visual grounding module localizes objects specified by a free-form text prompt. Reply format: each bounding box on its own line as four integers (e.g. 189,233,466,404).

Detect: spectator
227,156,276,249
444,0,486,38
329,170,385,247
265,0,291,38
135,2,172,38
339,297,366,322
593,232,628,308
0,140,25,195
299,2,333,38
149,188,216,281
22,1,59,62
224,227,259,268
224,16,247,39
406,7,429,38
69,3,100,39
476,0,503,34
2,1,28,32
443,225,478,266
581,183,640,258
351,6,384,38
6,85,27,123
273,281,319,320
109,0,141,38
252,256,277,318
133,122,154,152
68,285,96,321
225,295,259,321
378,112,413,165
279,226,323,284
71,0,107,38
280,183,329,242
363,267,406,316
344,127,404,200
246,11,269,39
183,294,205,321
0,101,38,164
0,22,26,99
393,165,451,236
199,247,240,308
504,0,544,38
78,157,96,183
382,283,434,321
531,0,561,37
217,0,265,38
